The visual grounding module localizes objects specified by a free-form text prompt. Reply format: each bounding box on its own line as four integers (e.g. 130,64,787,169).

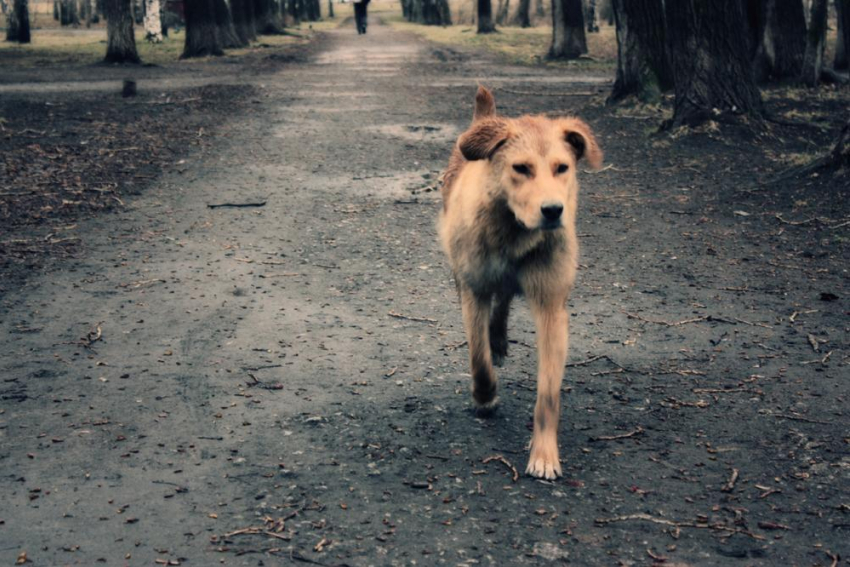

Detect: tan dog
438,86,602,479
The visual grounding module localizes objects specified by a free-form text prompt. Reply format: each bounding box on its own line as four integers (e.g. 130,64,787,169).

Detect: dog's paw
473,395,499,417
526,439,562,480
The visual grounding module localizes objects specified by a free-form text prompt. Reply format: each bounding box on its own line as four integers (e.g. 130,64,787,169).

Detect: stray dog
438,87,602,479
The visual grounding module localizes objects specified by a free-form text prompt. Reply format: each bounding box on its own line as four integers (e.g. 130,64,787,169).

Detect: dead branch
208,201,267,209
721,468,739,492
775,413,829,425
594,513,765,540
499,88,597,97
624,312,709,327
591,427,644,442
388,310,438,324
483,454,519,482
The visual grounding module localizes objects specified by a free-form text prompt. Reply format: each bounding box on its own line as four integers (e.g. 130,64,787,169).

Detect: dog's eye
556,164,569,174
512,164,531,176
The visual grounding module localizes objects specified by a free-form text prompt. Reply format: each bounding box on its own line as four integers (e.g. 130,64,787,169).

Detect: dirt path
2,19,848,567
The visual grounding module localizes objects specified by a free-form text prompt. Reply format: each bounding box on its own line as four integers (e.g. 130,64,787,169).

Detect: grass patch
0,25,325,69
384,14,616,71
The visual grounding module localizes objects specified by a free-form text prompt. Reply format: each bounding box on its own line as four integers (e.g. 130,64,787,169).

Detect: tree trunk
255,0,283,31
232,0,256,43
799,0,827,85
104,0,141,63
60,0,78,24
512,0,530,27
665,0,763,128
495,0,509,25
830,118,850,165
534,0,543,17
751,0,806,81
586,0,597,32
6,0,31,42
327,0,332,17
609,0,671,103
215,0,244,47
477,0,495,32
548,0,586,59
182,0,223,58
143,0,162,41
836,0,848,70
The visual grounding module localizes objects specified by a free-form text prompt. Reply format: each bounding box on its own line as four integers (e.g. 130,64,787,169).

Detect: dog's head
457,87,602,231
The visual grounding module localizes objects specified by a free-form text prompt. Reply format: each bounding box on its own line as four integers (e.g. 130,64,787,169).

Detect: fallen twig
624,312,708,327
566,354,623,368
721,468,739,492
483,454,519,482
208,201,267,209
775,413,829,425
594,513,764,540
388,310,438,324
591,427,644,442
499,88,597,97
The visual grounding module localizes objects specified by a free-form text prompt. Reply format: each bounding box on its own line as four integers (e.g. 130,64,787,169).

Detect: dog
438,86,602,479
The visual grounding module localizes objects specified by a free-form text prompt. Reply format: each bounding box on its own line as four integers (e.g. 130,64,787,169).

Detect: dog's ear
458,118,510,161
560,118,603,170
473,86,497,122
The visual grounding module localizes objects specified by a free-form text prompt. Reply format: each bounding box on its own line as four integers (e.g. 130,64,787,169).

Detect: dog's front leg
460,286,498,412
526,301,568,479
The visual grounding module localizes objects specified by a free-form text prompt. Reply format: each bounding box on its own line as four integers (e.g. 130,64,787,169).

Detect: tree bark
836,0,848,70
799,0,828,85
495,0,509,25
232,0,257,43
327,0,332,17
215,0,245,47
534,0,543,18
830,118,850,165
586,0,597,32
104,0,141,63
254,0,283,32
143,0,162,41
182,0,223,58
609,0,670,103
548,0,586,59
512,0,529,27
751,0,807,81
6,0,31,42
665,0,763,128
477,0,495,33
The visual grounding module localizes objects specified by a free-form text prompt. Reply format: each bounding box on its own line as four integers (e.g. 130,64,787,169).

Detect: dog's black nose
541,203,564,221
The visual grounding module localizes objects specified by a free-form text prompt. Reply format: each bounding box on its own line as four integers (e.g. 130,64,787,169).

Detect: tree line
5,0,325,60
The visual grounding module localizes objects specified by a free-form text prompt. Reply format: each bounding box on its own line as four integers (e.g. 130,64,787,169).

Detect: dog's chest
464,232,557,295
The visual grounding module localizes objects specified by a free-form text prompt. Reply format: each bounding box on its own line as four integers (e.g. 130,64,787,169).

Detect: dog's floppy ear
473,86,497,122
560,118,603,170
458,118,510,161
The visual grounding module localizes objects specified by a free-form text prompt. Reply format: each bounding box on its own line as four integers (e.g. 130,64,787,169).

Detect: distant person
354,0,370,34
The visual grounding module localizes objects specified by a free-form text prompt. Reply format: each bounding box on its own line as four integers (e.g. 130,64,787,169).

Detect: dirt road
2,19,848,567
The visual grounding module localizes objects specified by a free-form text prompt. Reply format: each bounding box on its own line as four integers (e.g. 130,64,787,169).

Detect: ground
1,12,849,567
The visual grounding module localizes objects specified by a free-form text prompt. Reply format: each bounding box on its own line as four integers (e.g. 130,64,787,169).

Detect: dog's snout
541,203,564,221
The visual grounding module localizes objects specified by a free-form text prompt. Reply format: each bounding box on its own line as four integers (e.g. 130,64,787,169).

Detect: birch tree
143,0,163,42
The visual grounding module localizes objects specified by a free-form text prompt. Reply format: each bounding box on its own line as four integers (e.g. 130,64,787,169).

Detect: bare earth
1,20,848,567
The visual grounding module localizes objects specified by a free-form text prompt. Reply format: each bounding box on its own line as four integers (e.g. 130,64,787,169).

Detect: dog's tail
473,85,496,122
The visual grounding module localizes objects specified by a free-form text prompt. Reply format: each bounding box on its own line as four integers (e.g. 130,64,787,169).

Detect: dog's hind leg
489,293,512,367
460,286,498,412
526,300,568,480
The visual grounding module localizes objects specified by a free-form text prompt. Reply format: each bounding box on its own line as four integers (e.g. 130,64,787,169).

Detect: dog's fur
438,87,602,479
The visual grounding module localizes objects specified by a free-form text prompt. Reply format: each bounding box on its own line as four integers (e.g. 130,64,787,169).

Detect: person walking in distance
354,0,370,34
